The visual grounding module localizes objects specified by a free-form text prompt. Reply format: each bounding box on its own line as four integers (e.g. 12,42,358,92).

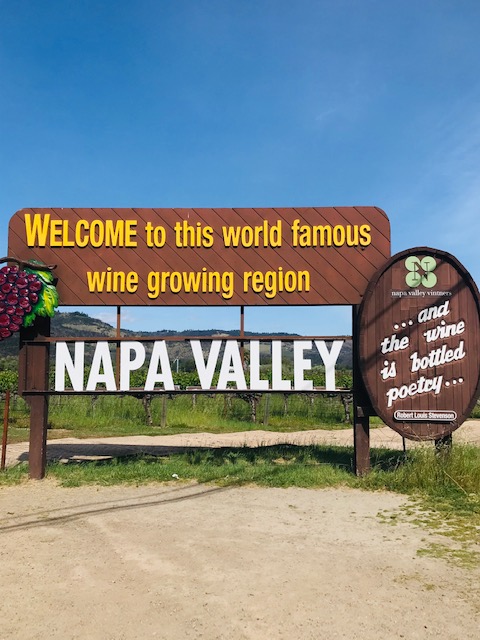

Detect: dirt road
0,481,479,639
5,420,480,467
1,422,479,638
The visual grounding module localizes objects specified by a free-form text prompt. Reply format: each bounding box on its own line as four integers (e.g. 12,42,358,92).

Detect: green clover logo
405,255,437,288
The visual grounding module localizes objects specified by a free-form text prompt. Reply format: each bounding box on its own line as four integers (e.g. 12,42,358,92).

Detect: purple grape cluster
0,265,42,339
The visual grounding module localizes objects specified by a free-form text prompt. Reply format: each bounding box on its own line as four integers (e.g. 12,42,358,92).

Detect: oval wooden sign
359,247,480,440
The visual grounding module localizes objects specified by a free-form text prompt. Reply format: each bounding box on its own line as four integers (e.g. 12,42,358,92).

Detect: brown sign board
8,207,390,307
358,247,480,440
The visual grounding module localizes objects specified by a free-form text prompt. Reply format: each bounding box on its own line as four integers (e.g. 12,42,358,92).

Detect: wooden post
240,305,245,369
352,305,370,475
435,433,452,455
115,305,121,389
19,316,51,480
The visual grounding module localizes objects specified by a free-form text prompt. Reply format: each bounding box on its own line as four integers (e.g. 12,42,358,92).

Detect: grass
3,392,354,443
372,445,480,567
2,440,478,503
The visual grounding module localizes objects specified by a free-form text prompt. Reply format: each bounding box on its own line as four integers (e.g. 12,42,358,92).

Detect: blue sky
1,0,480,335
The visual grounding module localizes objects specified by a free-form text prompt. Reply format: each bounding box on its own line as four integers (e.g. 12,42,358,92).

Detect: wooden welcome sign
8,207,390,306
6,206,392,479
358,248,480,440
7,207,480,478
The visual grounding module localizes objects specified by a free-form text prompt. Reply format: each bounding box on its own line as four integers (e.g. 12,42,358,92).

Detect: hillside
0,311,353,368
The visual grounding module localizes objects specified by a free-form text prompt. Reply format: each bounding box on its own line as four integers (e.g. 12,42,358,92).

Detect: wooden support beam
19,316,51,480
352,305,371,476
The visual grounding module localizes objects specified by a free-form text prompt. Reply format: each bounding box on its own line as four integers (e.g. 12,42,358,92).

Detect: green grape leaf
25,266,54,284
35,283,59,318
23,310,37,328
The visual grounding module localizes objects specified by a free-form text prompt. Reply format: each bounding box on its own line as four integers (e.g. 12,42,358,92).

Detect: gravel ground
0,421,479,639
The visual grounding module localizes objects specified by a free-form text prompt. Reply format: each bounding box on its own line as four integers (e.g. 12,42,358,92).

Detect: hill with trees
0,311,353,370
